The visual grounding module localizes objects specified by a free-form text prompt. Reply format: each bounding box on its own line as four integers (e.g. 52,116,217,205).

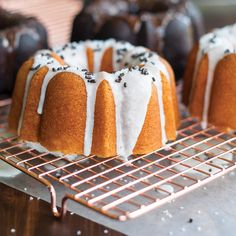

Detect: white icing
190,24,236,127
83,72,101,156
114,69,152,157
17,39,174,157
121,46,170,80
54,42,88,69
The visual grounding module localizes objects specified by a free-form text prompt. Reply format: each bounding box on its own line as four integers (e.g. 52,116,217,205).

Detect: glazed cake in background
71,0,204,79
183,23,236,132
0,8,48,96
8,39,180,158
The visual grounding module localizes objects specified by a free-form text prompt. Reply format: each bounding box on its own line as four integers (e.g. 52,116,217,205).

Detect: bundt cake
71,0,204,80
9,39,180,158
183,23,236,131
0,8,48,97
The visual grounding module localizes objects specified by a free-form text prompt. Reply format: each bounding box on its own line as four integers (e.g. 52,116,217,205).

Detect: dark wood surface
0,182,125,236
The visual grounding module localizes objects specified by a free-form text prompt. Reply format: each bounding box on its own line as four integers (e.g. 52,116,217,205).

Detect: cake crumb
76,230,82,235
10,229,16,234
104,229,109,234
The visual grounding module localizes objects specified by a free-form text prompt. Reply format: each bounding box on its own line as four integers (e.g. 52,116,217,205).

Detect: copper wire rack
0,100,236,221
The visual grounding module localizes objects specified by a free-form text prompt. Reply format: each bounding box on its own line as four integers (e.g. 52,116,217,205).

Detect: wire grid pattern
0,102,236,220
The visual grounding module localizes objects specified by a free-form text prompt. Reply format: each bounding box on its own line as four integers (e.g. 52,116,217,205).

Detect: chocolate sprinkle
224,49,230,54
209,34,217,44
87,79,96,83
148,52,154,58
30,64,41,71
209,38,215,44
188,218,193,223
139,67,149,75
139,58,148,63
152,77,156,82
115,77,122,83
123,82,127,88
131,52,146,59
85,71,93,76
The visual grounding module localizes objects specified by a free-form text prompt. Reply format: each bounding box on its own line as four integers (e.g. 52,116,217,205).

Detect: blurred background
1,0,236,46
193,0,236,30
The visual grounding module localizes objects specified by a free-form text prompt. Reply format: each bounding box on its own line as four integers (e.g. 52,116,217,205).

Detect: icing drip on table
18,39,172,157
191,24,236,128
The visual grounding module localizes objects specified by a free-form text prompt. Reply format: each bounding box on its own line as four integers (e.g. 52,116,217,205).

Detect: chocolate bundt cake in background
70,0,204,80
0,8,48,97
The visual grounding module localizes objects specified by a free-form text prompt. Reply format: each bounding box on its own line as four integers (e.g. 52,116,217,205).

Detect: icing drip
83,72,101,156
18,39,173,157
107,68,152,157
191,24,236,127
18,50,61,135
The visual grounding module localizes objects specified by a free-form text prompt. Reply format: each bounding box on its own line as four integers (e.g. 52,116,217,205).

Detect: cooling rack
0,100,235,221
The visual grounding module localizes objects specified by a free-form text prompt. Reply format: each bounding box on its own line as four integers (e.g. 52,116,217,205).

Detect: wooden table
0,182,124,236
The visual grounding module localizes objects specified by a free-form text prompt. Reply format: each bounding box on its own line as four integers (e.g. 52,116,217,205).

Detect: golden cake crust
208,54,236,131
183,23,236,132
40,72,87,154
